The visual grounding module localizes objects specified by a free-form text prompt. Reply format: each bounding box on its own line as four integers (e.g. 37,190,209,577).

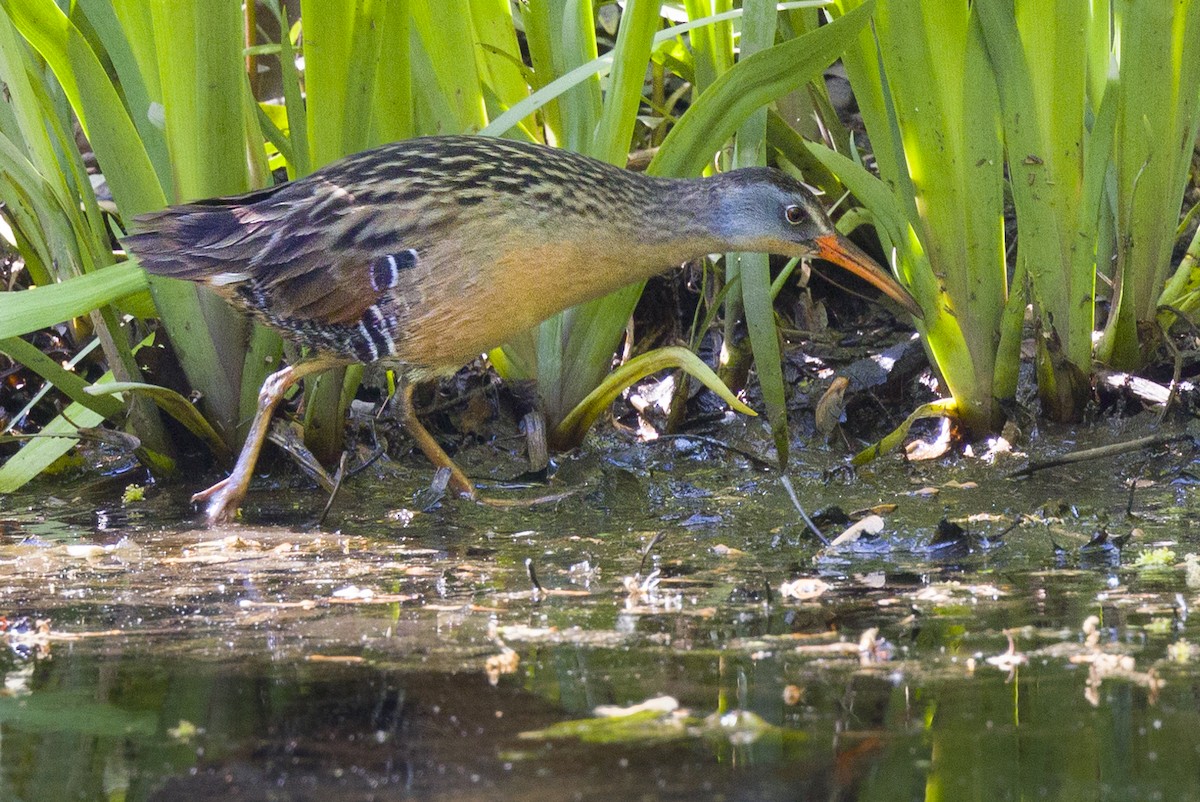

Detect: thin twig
1156,303,1200,424
318,451,350,526
638,530,668,575
780,474,828,545
266,420,335,492
346,446,385,478
652,432,777,469
524,557,544,595
1009,433,1192,478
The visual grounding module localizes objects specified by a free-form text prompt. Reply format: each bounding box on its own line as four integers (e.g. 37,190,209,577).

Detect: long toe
191,477,231,504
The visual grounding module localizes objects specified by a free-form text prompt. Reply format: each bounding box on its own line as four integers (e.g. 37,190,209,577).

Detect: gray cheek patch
369,248,418,292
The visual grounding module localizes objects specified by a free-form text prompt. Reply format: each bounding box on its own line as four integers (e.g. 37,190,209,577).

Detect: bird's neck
592,174,734,270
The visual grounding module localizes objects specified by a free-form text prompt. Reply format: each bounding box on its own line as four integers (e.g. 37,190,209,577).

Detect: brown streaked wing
241,181,423,327
258,252,394,326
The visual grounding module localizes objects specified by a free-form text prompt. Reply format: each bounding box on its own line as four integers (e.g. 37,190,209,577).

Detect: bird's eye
785,205,804,224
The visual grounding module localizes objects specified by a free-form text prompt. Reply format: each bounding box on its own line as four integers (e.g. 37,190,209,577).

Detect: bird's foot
444,465,477,501
191,478,242,525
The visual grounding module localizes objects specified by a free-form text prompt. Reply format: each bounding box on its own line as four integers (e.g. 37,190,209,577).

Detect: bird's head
711,168,923,319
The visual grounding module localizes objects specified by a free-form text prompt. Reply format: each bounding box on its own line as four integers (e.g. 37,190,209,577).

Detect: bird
124,135,922,524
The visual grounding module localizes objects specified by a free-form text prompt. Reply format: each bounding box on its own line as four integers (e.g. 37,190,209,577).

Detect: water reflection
0,424,1196,799
0,638,1193,801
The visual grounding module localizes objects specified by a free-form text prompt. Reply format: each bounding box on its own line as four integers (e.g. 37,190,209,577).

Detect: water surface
1,419,1196,800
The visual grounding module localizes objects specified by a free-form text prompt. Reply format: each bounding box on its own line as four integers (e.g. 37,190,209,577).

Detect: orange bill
814,233,923,319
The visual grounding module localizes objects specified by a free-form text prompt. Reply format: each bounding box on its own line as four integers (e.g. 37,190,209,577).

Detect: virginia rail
125,135,921,524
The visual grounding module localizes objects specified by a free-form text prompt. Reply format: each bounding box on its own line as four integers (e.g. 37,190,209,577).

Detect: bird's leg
394,382,477,500
194,359,336,524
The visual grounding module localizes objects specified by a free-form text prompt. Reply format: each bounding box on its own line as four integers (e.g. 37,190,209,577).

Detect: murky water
1,417,1198,800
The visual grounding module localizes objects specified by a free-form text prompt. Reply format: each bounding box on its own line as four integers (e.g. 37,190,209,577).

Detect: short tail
123,185,285,281
124,204,247,281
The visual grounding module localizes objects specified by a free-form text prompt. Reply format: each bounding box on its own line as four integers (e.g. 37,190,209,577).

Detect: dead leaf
780,577,831,601
815,377,849,435
829,515,885,547
594,695,679,718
